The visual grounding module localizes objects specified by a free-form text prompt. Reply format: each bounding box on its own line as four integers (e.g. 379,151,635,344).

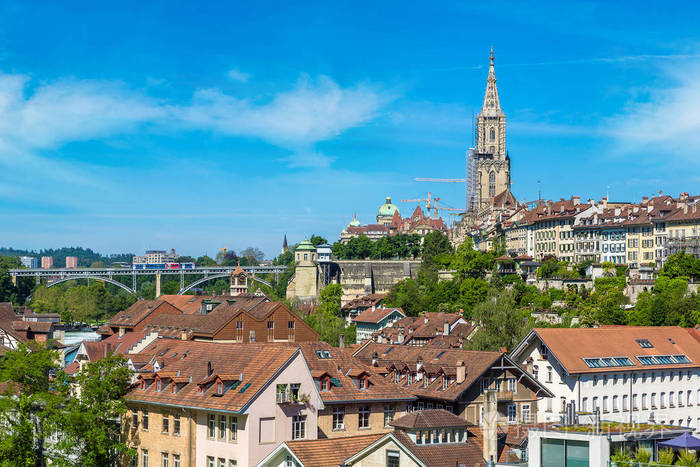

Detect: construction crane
414,178,465,183
402,192,440,216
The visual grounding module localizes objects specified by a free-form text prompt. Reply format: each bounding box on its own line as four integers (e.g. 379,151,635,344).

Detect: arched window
489,128,495,141
489,171,496,198
490,145,495,154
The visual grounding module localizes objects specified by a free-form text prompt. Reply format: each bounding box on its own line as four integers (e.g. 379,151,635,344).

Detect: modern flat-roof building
65,256,78,268
20,256,38,268
510,326,700,429
41,256,53,269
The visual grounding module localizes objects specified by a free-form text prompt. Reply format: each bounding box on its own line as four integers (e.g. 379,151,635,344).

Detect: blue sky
1,1,700,258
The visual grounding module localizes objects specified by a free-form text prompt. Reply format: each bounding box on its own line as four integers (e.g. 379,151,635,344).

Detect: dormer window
156,378,162,392
217,381,223,395
423,375,429,388
442,376,448,391
171,382,177,394
359,375,368,390
320,377,330,392
394,371,400,384
140,380,146,390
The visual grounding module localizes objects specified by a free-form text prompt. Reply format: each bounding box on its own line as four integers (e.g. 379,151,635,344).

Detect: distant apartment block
20,256,39,268
65,256,78,268
41,256,53,269
132,248,179,264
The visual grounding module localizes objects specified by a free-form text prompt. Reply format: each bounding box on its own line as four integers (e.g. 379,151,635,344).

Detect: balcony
498,391,515,401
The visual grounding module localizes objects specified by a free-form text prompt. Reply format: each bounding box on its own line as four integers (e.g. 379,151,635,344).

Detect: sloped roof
125,339,301,412
159,295,210,314
342,294,386,311
109,300,181,327
298,341,414,403
285,434,384,467
517,327,700,374
353,307,405,324
392,430,485,467
353,342,503,402
390,409,470,429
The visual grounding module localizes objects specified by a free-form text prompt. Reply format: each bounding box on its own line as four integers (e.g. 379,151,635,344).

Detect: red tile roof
353,307,405,324
523,327,700,374
125,339,301,412
285,434,384,467
298,341,414,404
390,409,471,429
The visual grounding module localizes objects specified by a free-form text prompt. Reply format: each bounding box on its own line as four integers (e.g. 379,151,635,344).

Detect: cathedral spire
481,46,502,116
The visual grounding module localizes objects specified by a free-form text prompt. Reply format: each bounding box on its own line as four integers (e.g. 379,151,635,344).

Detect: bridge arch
46,275,139,296
178,273,272,295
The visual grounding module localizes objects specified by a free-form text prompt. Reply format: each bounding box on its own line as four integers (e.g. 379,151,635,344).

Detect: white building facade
510,327,700,431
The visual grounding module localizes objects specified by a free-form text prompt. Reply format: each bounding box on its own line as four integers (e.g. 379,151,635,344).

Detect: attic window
359,376,368,390
156,379,162,392
436,351,446,359
669,338,676,344
636,339,654,348
315,350,332,359
140,380,146,390
442,376,448,391
217,381,223,394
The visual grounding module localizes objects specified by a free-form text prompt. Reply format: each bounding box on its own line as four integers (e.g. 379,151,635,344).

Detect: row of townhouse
510,325,700,429
472,192,700,269
118,334,554,466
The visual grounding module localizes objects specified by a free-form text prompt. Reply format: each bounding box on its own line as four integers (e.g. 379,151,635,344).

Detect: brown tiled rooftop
125,339,300,412
390,409,471,429
353,306,405,324
524,326,700,374
285,434,384,467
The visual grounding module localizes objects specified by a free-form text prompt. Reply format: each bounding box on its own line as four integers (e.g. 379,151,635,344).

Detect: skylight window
436,351,446,359
323,351,332,359
316,350,332,359
636,355,692,366
636,339,654,348
582,357,634,368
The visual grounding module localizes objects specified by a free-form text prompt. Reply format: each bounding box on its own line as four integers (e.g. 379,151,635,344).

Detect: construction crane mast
414,148,477,216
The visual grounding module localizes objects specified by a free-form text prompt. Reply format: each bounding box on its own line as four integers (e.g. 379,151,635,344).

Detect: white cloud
0,71,392,173
610,60,700,160
178,75,389,147
227,68,251,83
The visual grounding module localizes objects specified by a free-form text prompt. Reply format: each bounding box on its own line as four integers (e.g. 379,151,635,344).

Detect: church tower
476,47,510,210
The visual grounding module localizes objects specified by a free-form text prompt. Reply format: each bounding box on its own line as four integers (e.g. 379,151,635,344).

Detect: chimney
642,196,649,204
684,204,688,214
372,303,376,312
372,352,378,367
483,391,498,463
377,334,383,344
456,361,466,384
424,315,429,324
339,334,346,349
207,361,213,377
572,196,580,206
397,328,405,344
559,205,564,213
602,196,608,208
105,342,112,356
615,207,621,216
443,320,450,336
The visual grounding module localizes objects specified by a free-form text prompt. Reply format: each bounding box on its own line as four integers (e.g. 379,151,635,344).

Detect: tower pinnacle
482,47,502,116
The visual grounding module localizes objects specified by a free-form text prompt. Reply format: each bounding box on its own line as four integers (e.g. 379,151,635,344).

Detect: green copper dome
348,214,361,227
378,196,399,217
296,239,316,251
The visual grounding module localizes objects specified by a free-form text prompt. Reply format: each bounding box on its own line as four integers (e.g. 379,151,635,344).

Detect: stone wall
335,260,421,305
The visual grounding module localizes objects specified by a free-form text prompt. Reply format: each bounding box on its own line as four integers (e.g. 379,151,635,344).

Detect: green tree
309,235,328,248
465,289,531,351
661,251,700,280
421,231,453,271
451,239,494,279
304,284,355,346
58,355,134,466
0,344,65,466
196,255,217,267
